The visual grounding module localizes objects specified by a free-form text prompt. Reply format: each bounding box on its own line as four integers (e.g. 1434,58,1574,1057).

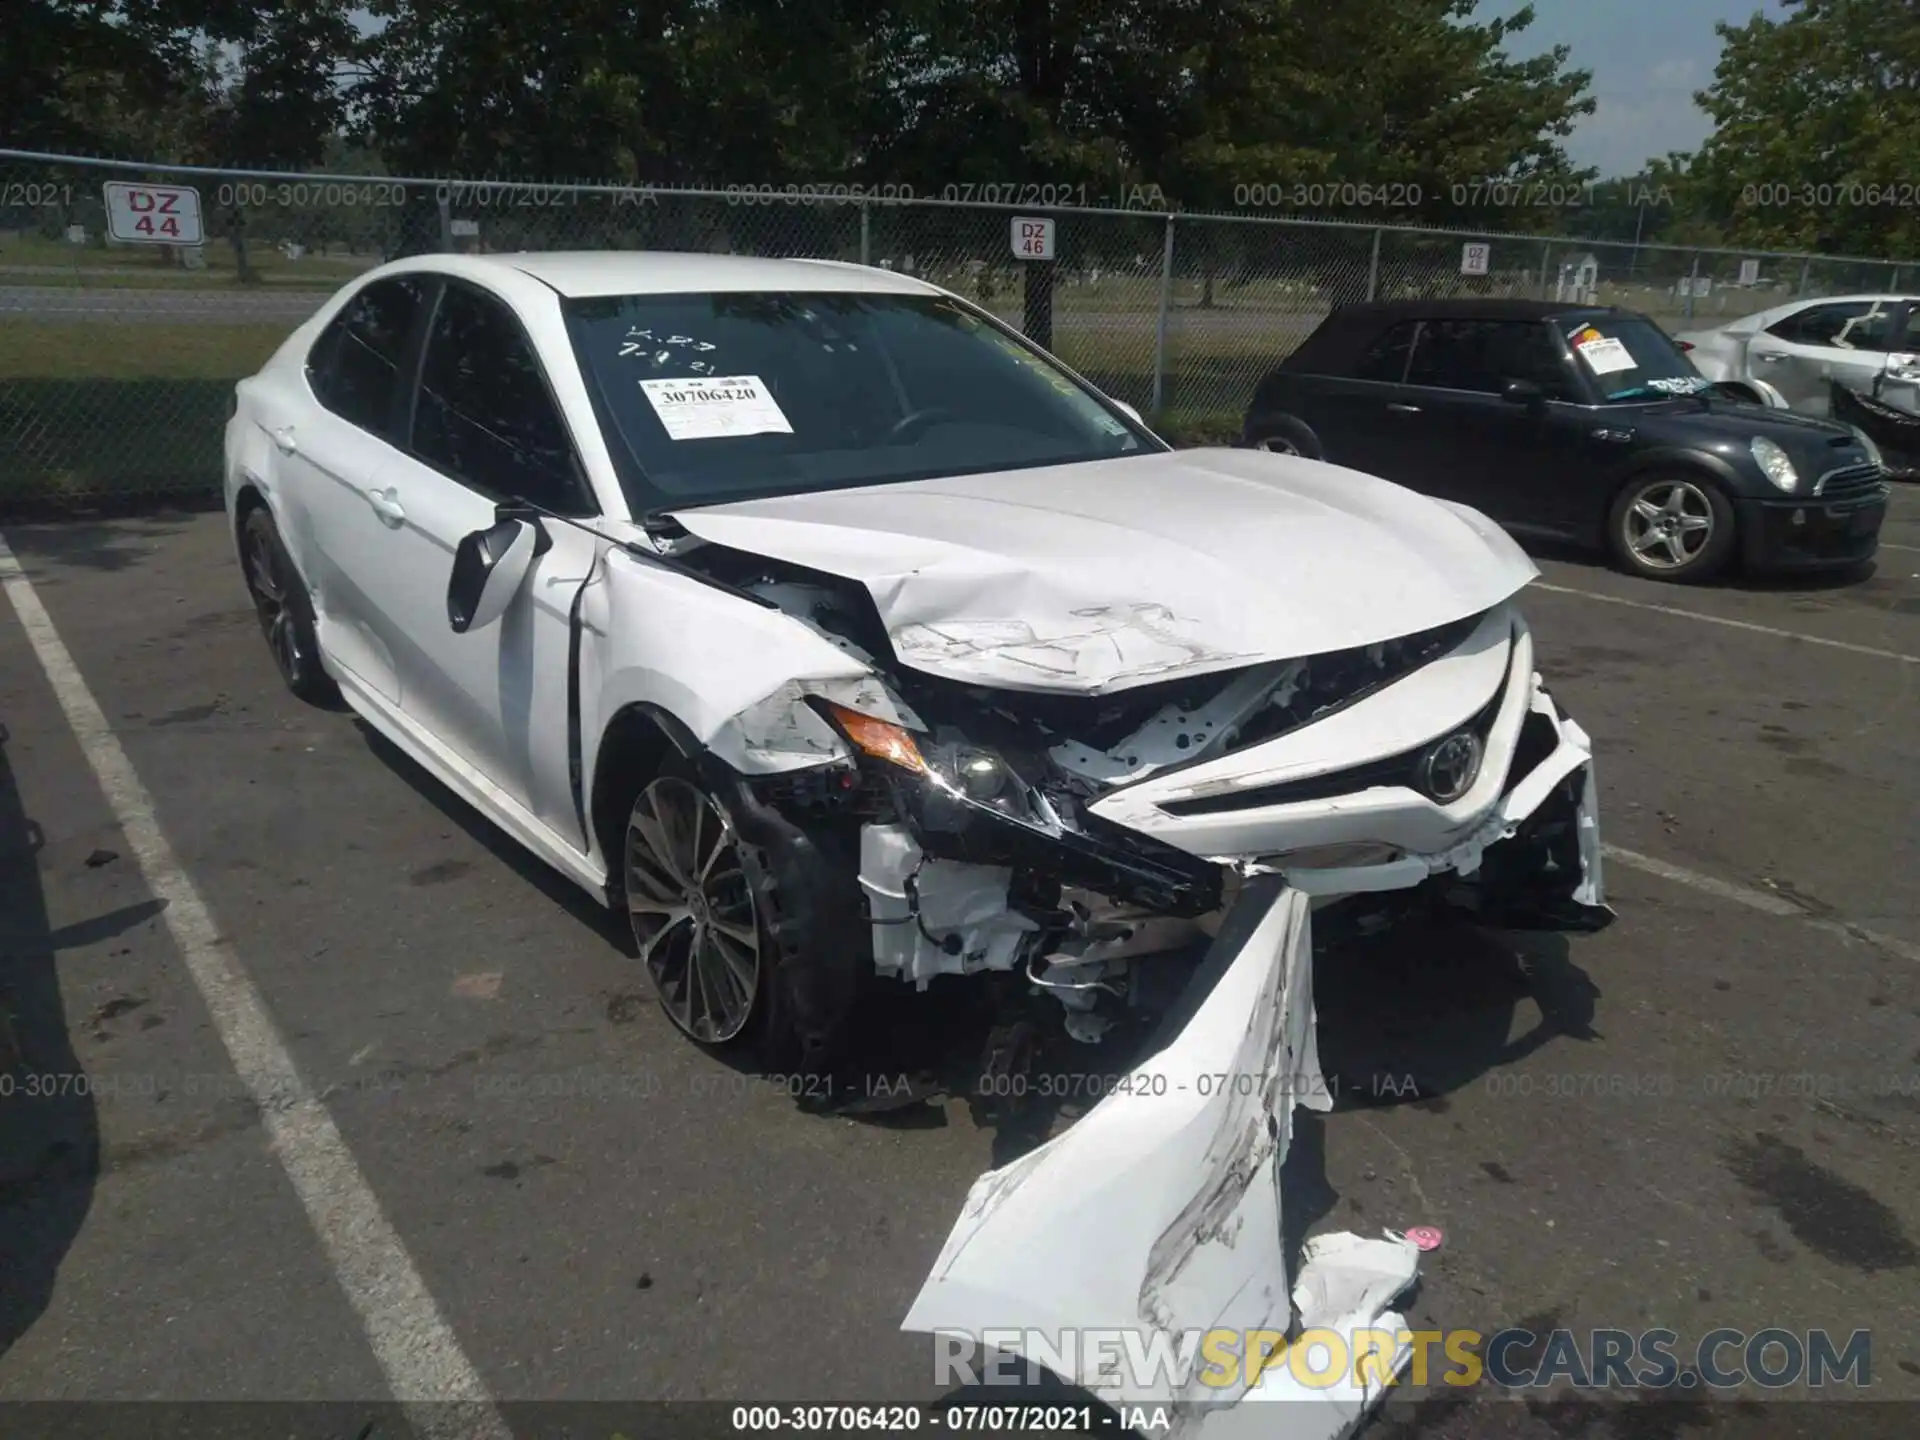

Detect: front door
371,278,602,846
1393,317,1591,530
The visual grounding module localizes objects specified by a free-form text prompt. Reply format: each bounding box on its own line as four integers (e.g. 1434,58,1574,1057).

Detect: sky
1483,0,1786,176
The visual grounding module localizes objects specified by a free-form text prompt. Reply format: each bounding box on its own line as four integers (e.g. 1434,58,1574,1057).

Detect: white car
224,251,1607,1421
1678,294,1919,414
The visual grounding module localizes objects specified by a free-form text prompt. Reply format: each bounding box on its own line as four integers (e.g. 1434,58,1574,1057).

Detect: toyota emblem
1420,730,1483,803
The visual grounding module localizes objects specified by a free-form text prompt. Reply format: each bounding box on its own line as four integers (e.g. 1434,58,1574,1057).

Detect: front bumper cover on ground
902,877,1427,1438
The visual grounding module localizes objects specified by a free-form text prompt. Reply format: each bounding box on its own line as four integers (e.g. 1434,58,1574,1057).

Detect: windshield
563,291,1157,510
1563,314,1711,404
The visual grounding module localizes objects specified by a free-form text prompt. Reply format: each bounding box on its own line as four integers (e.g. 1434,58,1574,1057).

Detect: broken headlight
817,702,1056,832
817,702,1222,915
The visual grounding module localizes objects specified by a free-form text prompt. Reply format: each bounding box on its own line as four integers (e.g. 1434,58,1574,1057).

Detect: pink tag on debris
1406,1226,1444,1252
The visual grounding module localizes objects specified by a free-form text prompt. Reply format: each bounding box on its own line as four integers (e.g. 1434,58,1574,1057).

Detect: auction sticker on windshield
1574,332,1636,376
640,374,794,440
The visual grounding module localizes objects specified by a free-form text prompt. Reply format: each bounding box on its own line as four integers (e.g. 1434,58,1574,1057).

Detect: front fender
1601,447,1755,536
582,547,872,772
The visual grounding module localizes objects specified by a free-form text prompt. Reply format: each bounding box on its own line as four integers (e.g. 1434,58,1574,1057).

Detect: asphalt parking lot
2,490,1918,1437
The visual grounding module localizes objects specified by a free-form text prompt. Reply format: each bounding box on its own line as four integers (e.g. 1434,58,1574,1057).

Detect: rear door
285,274,436,704
1285,318,1421,478
1745,299,1888,413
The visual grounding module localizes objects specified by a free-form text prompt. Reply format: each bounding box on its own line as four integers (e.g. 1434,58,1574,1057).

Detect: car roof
1684,293,1914,335
1278,298,1630,374
1328,297,1626,323
449,250,945,299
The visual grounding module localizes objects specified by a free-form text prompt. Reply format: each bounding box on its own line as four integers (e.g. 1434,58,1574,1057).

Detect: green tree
3,1,209,158
1688,0,1920,259
1581,155,1726,249
194,2,361,170
356,0,899,184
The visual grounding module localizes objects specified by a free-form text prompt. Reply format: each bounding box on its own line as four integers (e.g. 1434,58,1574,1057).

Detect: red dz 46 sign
1010,216,1056,261
103,182,204,245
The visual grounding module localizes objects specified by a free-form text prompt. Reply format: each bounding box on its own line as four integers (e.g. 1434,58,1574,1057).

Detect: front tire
622,756,866,1074
239,504,338,705
1607,474,1735,583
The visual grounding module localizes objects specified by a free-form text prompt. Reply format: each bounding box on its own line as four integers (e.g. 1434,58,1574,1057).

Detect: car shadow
1519,533,1881,593
1314,911,1598,1111
0,514,203,571
353,720,634,957
0,722,101,1358
816,906,1599,1261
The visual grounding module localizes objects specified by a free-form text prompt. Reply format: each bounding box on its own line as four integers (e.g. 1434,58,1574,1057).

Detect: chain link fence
2,150,1911,507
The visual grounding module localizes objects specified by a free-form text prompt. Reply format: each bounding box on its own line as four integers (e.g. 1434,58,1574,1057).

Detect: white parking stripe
1532,583,1920,664
1881,541,1920,554
1604,844,1920,965
0,535,510,1436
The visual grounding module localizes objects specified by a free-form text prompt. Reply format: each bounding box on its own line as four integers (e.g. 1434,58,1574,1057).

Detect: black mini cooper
1241,299,1889,583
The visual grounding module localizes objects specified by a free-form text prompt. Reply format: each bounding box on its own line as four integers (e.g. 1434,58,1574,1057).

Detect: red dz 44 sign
103,182,204,245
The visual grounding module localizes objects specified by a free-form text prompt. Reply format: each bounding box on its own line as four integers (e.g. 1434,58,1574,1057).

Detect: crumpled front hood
666,447,1538,694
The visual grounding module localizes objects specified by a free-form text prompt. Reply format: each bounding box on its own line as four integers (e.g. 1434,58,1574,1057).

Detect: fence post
1538,243,1553,301
1797,258,1811,297
1365,226,1382,301
859,201,870,266
1889,264,1901,292
437,181,454,252
1151,214,1177,417
1684,253,1701,323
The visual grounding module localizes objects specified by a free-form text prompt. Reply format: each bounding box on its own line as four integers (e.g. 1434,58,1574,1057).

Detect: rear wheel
239,504,338,705
1246,415,1321,459
1607,474,1735,583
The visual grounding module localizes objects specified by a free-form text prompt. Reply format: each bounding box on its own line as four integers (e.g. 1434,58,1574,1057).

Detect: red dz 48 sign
103,182,204,245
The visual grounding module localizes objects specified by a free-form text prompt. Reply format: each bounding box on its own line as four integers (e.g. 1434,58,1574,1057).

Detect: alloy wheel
1256,435,1300,455
1622,480,1715,570
243,523,307,684
626,776,762,1043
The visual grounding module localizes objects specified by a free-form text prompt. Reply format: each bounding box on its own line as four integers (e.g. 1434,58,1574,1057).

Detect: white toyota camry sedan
226,251,1607,1416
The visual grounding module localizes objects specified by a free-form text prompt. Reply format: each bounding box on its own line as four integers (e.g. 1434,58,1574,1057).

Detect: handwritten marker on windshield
1406,1225,1444,1252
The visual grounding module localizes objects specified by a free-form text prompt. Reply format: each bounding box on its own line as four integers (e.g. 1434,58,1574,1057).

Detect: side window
1352,322,1420,383
1405,320,1574,397
1491,322,1581,399
1766,302,1873,347
1405,320,1500,393
307,277,428,440
1832,305,1899,353
412,284,589,514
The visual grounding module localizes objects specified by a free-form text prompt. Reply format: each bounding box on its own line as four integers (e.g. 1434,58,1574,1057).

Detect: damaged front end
699,553,1608,1048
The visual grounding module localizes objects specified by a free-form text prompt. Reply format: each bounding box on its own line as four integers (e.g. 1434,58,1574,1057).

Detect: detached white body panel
903,881,1421,1436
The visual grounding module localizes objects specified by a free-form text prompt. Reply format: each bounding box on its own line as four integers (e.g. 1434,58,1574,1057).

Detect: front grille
1815,463,1886,501
1159,659,1511,816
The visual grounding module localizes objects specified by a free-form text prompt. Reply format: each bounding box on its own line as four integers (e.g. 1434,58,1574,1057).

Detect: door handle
271,425,298,454
367,487,406,527
1387,402,1422,414
1755,352,1788,364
